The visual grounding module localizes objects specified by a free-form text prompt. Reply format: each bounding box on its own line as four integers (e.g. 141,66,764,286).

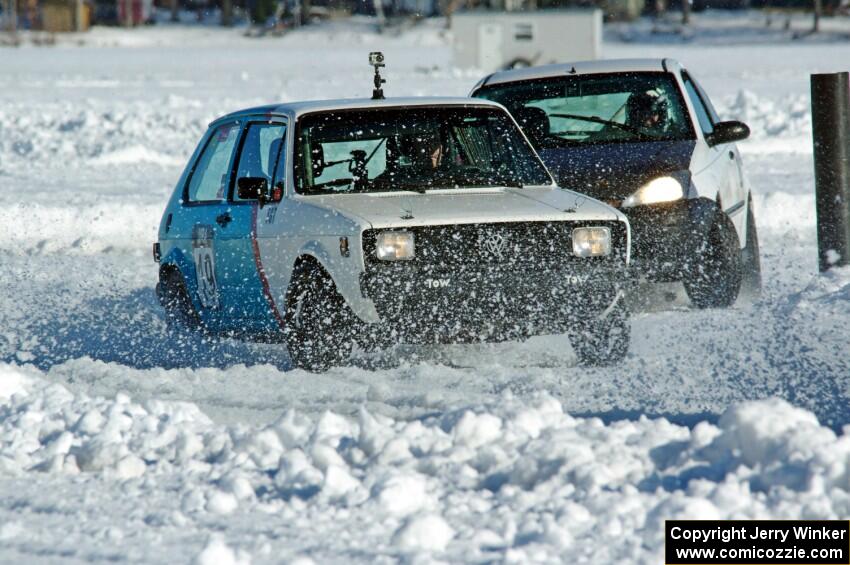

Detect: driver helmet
401,131,442,169
626,89,669,130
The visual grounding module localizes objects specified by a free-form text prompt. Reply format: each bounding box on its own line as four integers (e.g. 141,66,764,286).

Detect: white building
452,10,602,72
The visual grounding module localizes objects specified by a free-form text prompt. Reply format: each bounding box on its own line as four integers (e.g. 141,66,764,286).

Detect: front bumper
621,197,721,282
360,263,633,344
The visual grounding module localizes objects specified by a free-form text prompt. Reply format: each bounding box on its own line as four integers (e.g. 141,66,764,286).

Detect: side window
691,75,721,123
186,123,241,202
234,122,287,201
682,73,714,136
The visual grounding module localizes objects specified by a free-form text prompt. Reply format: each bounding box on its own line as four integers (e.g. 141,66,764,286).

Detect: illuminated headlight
622,176,684,208
572,227,611,257
376,231,415,261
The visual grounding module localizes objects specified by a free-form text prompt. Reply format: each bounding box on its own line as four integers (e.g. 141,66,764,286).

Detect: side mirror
706,121,750,146
237,177,269,205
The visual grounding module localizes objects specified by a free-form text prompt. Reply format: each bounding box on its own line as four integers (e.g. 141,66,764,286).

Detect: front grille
362,220,627,268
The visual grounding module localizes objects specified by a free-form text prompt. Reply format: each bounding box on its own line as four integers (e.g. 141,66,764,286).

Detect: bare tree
443,0,465,28
222,0,232,26
76,0,85,31
301,0,311,25
813,0,822,32
373,0,385,30
5,0,17,33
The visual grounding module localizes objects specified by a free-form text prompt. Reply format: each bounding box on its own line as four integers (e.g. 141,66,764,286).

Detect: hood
302,186,623,230
538,140,696,201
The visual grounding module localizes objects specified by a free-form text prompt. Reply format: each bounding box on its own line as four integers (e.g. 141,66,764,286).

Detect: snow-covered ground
1,18,850,563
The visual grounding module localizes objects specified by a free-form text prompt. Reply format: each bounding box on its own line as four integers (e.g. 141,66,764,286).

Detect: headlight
622,176,684,208
376,231,415,261
572,227,611,257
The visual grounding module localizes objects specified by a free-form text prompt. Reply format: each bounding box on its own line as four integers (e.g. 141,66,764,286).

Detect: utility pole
682,0,691,25
171,0,179,22
124,0,133,26
811,72,850,272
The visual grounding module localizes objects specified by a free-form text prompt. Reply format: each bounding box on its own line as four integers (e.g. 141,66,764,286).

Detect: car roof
475,58,683,89
214,97,507,124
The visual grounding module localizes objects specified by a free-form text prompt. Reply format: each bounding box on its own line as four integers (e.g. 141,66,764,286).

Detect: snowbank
720,90,812,155
3,361,850,561
0,100,208,169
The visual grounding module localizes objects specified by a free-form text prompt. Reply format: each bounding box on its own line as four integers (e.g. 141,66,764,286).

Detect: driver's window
233,122,286,201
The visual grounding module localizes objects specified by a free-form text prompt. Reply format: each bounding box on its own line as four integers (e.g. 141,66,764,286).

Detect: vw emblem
480,231,508,260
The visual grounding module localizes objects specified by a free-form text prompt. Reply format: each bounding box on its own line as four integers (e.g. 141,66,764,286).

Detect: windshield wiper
548,113,649,139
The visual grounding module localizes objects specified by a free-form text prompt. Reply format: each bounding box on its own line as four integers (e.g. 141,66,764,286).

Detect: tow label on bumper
424,278,451,289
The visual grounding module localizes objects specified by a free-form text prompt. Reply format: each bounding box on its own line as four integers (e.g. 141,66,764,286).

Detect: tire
683,211,742,309
283,262,354,372
354,325,398,353
740,197,763,300
159,269,201,332
570,300,630,367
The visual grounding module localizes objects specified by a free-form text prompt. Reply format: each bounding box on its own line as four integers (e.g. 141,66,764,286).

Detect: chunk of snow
394,514,454,552
374,473,429,516
207,491,239,515
195,537,250,565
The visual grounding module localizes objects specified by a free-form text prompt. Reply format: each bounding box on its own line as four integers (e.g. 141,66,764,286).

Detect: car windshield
475,72,694,148
294,106,552,195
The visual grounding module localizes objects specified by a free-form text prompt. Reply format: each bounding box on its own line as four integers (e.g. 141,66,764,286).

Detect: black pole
811,72,850,272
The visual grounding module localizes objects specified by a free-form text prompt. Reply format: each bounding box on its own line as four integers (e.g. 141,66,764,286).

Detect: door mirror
237,177,269,204
706,121,750,146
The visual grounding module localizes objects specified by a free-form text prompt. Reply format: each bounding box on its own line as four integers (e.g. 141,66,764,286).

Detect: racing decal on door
250,205,286,329
192,224,219,309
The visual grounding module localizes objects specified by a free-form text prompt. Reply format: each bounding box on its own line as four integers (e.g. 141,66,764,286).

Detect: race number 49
192,225,219,309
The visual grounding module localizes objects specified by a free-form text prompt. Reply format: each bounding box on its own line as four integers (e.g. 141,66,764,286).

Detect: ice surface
1,15,850,563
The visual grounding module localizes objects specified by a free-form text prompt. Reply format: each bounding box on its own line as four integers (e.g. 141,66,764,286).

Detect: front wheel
283,263,354,372
570,300,630,366
683,212,742,309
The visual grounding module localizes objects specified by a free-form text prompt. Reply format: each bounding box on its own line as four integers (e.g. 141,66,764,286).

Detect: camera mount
370,51,386,100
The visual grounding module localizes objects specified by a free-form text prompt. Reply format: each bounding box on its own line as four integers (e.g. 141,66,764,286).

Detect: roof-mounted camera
370,51,386,100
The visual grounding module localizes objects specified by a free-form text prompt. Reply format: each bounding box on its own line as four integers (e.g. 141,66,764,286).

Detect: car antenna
370,51,386,100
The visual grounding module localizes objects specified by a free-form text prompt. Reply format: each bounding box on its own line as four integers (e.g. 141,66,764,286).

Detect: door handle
216,212,232,227
729,151,735,160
